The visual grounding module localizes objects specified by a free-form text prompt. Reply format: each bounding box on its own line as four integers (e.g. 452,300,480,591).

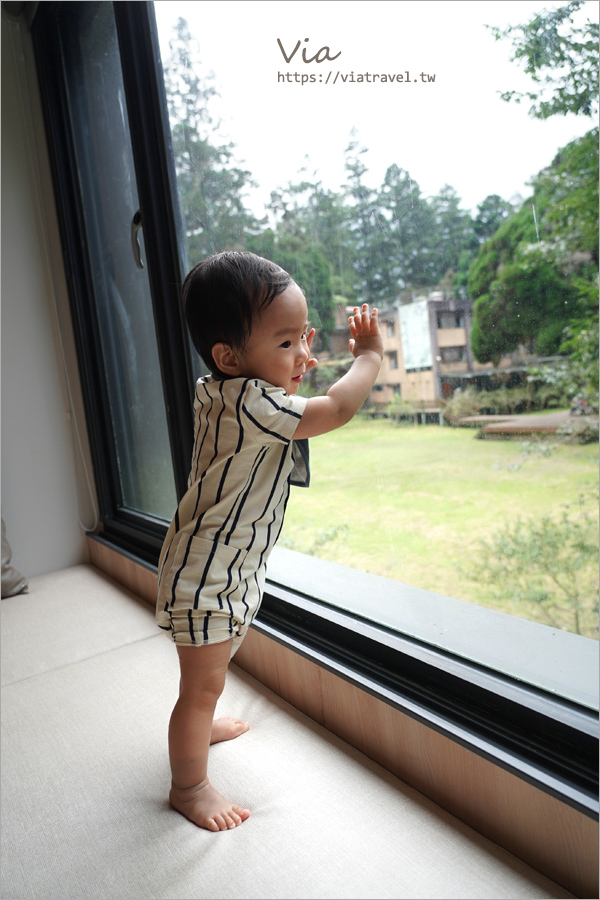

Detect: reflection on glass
154,1,598,641
58,2,177,519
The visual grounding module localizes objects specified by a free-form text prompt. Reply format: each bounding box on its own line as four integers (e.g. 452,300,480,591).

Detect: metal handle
131,209,144,269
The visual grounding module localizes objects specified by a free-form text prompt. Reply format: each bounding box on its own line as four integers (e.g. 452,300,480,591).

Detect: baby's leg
176,677,249,744
168,641,250,831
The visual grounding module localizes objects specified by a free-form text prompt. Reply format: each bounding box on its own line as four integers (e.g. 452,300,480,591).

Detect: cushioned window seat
1,565,575,900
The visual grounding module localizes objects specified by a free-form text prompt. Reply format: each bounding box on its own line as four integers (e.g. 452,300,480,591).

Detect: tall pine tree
162,18,261,264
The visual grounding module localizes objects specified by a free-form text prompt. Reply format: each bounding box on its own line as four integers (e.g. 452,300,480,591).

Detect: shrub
479,386,530,414
556,418,599,445
298,356,352,398
387,396,417,424
443,382,571,423
461,505,599,636
442,389,483,424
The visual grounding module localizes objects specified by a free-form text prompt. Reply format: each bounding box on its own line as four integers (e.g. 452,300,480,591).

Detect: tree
265,173,356,301
267,235,335,350
305,184,356,300
468,129,598,365
343,134,390,304
428,185,478,285
265,135,484,317
376,164,438,289
470,256,579,363
534,127,599,268
162,18,261,263
529,128,599,408
474,194,515,242
487,0,599,119
259,173,339,346
341,139,480,304
528,282,599,413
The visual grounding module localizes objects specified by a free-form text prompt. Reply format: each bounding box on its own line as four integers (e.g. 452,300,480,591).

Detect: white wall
1,9,96,577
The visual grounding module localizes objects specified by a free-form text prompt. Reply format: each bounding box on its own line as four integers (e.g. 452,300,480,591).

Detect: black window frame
32,0,194,564
30,0,598,823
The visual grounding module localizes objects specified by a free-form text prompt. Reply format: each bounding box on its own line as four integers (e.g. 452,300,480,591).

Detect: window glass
153,0,598,646
57,2,177,520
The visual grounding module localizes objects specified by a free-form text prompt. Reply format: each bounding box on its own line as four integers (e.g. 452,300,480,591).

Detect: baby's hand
348,305,383,360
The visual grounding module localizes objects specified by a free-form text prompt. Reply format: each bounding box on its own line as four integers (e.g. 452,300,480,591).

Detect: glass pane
153,2,598,649
57,2,177,519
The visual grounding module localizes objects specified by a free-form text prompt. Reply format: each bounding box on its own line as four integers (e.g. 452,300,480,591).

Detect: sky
153,0,598,217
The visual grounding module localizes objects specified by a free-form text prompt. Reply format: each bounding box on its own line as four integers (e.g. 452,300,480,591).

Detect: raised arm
293,304,383,440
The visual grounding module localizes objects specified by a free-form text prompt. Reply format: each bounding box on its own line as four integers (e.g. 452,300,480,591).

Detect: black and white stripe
156,376,308,647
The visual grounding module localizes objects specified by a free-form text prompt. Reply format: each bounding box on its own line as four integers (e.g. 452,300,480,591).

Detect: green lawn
280,418,599,638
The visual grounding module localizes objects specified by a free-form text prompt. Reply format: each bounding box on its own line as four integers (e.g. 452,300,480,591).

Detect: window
437,312,465,329
49,3,178,522
440,346,467,363
149,5,599,649
36,0,598,652
33,0,195,561
32,0,598,819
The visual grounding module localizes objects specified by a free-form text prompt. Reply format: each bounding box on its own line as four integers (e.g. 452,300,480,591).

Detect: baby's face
233,283,310,394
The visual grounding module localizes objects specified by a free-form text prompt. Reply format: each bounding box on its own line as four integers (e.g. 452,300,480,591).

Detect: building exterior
364,292,533,408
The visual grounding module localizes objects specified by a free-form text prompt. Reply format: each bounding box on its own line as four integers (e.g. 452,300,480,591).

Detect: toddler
157,251,383,831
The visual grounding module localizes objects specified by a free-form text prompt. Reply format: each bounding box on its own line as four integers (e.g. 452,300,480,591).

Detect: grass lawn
280,418,599,638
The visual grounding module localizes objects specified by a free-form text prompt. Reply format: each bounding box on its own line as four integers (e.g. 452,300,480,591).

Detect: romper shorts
157,533,265,656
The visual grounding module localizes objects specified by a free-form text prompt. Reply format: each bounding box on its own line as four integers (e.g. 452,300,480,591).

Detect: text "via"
277,38,341,64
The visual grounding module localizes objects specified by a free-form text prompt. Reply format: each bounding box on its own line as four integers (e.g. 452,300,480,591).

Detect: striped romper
156,376,308,653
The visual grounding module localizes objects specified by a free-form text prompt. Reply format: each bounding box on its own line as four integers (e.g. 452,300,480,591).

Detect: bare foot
210,716,249,744
170,778,250,831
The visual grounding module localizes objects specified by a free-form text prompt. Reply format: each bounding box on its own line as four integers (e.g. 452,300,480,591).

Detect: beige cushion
1,564,158,686
1,566,573,899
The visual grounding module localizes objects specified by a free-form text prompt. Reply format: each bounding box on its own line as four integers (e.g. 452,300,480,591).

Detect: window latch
131,209,144,269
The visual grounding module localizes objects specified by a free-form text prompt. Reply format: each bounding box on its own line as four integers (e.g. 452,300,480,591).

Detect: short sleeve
241,379,307,445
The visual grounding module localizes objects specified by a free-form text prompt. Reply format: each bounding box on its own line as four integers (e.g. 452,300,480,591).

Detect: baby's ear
212,342,240,376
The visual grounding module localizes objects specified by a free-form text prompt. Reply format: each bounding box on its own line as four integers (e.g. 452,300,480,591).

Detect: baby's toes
233,804,250,822
211,813,230,831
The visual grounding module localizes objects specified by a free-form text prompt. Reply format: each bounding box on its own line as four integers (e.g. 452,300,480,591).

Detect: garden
279,418,599,638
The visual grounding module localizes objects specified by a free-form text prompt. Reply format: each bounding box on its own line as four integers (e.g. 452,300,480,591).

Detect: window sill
268,547,599,711
264,546,598,818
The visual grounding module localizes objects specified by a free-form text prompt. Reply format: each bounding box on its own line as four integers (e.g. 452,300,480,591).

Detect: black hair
182,251,293,376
